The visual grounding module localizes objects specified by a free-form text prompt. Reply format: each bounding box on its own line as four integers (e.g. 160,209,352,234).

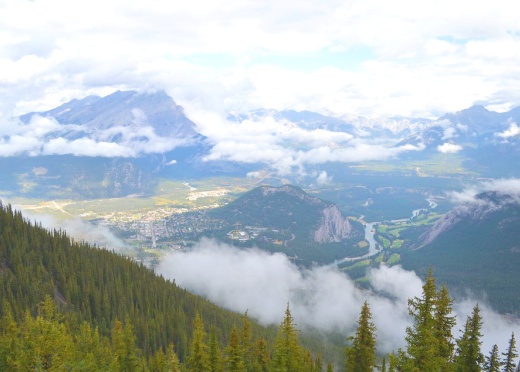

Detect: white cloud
496,122,520,138
437,142,463,153
0,0,519,121
0,114,188,158
442,127,457,140
316,171,331,185
448,178,520,204
157,238,520,354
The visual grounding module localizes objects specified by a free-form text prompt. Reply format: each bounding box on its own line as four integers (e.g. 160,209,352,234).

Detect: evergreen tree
270,304,304,372
483,344,502,372
241,311,254,370
111,317,140,372
251,337,270,372
454,305,484,372
435,284,456,368
327,361,334,372
345,301,377,372
187,313,210,372
381,357,386,372
502,333,518,372
402,269,443,370
314,354,323,372
209,328,224,372
225,325,246,372
164,343,182,372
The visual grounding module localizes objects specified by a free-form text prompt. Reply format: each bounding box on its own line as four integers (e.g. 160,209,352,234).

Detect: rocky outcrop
416,192,516,249
313,205,354,243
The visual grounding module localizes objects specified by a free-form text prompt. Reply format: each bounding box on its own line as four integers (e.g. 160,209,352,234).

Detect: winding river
333,198,438,266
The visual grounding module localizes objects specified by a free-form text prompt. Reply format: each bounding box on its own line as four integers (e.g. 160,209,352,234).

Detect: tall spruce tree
454,305,484,372
345,301,377,372
483,344,502,372
187,313,210,372
435,284,456,368
402,269,443,370
502,333,518,372
270,304,304,372
225,325,246,372
209,328,224,372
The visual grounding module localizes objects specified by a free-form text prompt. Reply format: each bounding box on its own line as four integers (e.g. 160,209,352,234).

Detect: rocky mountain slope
208,184,364,265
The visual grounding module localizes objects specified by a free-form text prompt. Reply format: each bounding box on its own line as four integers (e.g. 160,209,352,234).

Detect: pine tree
111,317,140,372
270,304,304,372
327,361,334,372
164,343,182,372
454,305,484,372
502,333,518,372
345,301,377,372
483,344,502,372
241,311,253,370
314,354,323,372
187,313,210,372
209,328,224,372
226,325,246,372
381,357,386,372
251,337,270,372
402,269,442,370
435,284,456,368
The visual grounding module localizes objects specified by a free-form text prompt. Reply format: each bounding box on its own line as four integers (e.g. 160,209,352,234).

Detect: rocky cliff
314,205,354,243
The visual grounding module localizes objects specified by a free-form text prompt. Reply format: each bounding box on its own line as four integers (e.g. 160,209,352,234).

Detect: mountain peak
20,90,200,138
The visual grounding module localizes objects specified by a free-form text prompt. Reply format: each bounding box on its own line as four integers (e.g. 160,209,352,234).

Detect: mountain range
2,89,520,200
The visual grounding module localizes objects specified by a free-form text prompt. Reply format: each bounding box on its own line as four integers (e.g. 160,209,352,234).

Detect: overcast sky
2,0,520,122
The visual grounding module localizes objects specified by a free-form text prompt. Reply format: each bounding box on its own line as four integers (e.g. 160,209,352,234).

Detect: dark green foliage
503,333,518,372
484,344,502,372
208,185,365,265
454,305,484,371
345,301,377,372
401,198,520,315
0,202,273,364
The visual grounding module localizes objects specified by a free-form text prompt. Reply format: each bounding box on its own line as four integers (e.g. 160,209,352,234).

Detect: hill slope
0,202,274,361
401,191,520,315
208,185,365,265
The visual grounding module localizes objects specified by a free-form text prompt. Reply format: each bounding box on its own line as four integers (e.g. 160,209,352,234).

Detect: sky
2,0,520,123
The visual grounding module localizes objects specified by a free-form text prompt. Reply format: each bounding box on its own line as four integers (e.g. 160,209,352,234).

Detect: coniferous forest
0,202,519,371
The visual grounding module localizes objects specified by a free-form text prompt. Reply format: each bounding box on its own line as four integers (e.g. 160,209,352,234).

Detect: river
333,198,438,266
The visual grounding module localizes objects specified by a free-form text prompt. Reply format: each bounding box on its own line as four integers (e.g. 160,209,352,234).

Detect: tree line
345,270,520,372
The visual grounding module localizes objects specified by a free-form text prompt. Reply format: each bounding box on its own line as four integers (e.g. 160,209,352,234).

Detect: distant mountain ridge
20,90,201,139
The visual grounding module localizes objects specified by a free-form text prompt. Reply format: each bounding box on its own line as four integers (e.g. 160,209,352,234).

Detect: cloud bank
0,115,188,158
448,178,520,204
157,238,520,354
194,113,423,175
1,0,520,123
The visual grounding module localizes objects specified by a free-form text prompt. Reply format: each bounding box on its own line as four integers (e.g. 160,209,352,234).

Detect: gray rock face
314,205,354,243
20,90,200,139
416,192,517,248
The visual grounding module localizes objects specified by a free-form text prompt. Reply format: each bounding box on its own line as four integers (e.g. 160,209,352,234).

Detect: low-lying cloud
496,122,520,139
195,112,424,175
437,142,463,153
157,238,520,354
0,115,189,158
448,178,520,204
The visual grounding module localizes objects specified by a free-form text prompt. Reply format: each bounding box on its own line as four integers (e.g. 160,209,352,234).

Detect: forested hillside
0,202,331,370
1,202,519,371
